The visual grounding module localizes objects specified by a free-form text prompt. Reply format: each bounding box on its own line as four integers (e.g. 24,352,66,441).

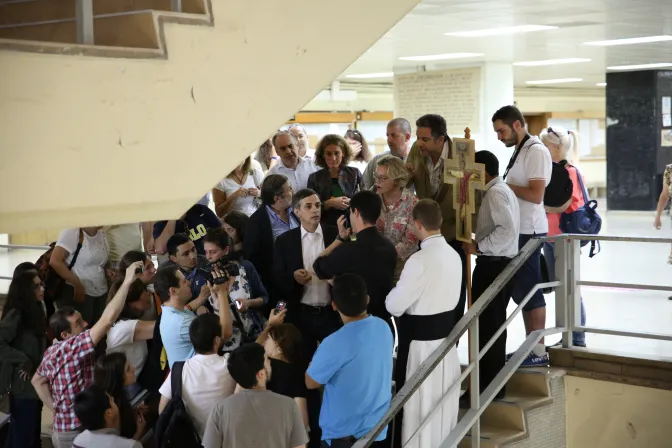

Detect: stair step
0,0,206,27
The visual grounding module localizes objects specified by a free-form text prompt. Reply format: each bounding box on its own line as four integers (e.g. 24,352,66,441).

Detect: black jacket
313,227,397,324
244,206,277,306
273,225,338,312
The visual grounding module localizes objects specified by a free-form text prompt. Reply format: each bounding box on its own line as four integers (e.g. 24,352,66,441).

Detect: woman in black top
222,210,250,259
94,352,146,441
0,271,47,448
256,318,308,426
307,134,364,226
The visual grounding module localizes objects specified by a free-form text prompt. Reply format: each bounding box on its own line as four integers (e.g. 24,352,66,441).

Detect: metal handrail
354,237,544,447
0,244,49,250
356,233,672,448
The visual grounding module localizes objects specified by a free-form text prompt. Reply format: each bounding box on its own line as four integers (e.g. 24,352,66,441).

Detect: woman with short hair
374,154,419,276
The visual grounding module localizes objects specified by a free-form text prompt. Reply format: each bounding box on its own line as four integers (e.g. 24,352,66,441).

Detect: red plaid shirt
36,330,96,432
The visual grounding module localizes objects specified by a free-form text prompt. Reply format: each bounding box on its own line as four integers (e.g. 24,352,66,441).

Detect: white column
479,62,515,172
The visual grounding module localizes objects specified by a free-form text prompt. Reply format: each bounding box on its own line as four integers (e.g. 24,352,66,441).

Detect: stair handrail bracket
355,233,672,448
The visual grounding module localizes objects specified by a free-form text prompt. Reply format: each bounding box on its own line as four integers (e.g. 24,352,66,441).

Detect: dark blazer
313,226,397,325
273,225,338,312
243,206,276,305
307,166,364,226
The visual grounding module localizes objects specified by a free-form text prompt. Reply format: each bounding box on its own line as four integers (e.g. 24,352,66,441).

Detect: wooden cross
444,127,486,244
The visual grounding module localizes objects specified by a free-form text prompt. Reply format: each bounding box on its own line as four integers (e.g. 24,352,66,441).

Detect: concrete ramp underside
0,0,420,233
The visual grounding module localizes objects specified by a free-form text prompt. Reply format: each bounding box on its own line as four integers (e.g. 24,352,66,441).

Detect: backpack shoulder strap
171,361,185,400
68,229,85,269
568,165,590,203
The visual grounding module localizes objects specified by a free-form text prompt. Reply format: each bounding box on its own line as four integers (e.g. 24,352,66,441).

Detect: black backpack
154,361,202,448
503,142,573,208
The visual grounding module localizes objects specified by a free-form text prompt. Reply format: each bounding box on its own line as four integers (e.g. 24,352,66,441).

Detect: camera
208,255,240,285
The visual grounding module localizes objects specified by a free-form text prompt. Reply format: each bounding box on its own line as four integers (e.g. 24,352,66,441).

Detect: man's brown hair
412,199,443,231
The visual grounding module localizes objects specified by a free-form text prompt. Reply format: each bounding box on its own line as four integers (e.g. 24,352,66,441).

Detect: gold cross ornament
444,127,486,243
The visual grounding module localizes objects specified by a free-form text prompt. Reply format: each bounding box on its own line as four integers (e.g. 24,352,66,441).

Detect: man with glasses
266,130,319,191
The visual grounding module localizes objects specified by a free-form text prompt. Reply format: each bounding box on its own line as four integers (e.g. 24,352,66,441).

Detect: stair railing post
75,0,94,45
171,0,182,12
469,318,480,448
570,238,582,341
555,237,572,348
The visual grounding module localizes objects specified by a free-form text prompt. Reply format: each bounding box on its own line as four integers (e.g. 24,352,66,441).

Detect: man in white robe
386,198,462,448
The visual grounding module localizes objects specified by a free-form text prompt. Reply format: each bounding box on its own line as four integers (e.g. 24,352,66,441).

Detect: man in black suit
244,174,299,312
274,188,341,356
313,190,397,331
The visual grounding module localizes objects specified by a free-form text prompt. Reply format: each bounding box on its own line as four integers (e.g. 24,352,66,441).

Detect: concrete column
480,62,515,170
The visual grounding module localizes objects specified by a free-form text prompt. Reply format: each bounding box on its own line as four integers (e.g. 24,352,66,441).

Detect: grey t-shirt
202,389,308,448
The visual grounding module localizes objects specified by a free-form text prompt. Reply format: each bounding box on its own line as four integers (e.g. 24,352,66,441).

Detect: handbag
559,166,602,258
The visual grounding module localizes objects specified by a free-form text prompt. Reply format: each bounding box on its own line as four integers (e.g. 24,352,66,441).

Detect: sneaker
519,352,550,367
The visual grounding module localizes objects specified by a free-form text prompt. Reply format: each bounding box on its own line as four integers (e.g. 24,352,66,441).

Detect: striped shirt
475,177,520,258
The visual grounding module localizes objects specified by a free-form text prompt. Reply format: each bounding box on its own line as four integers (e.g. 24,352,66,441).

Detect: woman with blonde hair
540,125,587,346
344,129,373,174
255,137,279,173
374,154,419,276
307,134,364,226
212,156,264,217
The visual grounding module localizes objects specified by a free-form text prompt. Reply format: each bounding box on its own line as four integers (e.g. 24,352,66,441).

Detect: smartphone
135,264,144,275
344,207,351,229
236,300,243,310
275,301,287,313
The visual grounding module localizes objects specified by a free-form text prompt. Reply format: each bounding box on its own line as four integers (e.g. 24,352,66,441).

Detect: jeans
543,241,586,345
7,396,42,448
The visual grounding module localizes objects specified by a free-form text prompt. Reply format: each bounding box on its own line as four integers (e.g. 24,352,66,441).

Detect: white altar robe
386,234,462,448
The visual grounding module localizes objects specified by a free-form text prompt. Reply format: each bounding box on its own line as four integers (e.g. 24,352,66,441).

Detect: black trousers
448,239,468,327
294,304,342,448
472,256,512,398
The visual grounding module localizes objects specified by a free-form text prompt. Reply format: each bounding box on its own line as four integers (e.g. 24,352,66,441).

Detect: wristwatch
336,235,348,243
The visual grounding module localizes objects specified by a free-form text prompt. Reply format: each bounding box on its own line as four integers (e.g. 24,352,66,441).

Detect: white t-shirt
214,168,264,217
348,159,368,174
106,319,148,379
56,228,109,297
505,136,552,234
104,223,142,262
159,353,236,439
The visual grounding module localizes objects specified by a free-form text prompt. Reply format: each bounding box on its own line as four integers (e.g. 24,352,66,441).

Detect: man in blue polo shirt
306,273,393,447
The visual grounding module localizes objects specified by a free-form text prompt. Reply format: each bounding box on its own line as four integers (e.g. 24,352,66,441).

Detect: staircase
459,368,566,448
0,0,421,233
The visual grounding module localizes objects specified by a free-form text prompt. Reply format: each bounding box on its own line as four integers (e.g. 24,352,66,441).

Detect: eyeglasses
373,173,390,183
33,281,45,290
547,127,559,138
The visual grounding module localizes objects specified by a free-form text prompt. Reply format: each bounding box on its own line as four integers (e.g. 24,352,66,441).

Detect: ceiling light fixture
513,58,591,67
584,35,672,46
345,72,394,79
445,25,558,38
525,78,583,85
398,52,483,62
596,82,607,87
607,63,672,70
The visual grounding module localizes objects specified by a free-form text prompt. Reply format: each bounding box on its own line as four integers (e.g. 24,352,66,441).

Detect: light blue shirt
159,305,196,368
266,205,300,241
307,316,393,444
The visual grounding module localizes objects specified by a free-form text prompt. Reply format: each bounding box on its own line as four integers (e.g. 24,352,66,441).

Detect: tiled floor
1,206,671,364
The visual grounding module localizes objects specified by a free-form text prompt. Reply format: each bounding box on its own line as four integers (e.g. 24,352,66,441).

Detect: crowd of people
0,105,593,448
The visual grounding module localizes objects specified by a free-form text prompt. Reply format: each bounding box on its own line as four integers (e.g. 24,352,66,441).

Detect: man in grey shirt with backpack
202,343,308,448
